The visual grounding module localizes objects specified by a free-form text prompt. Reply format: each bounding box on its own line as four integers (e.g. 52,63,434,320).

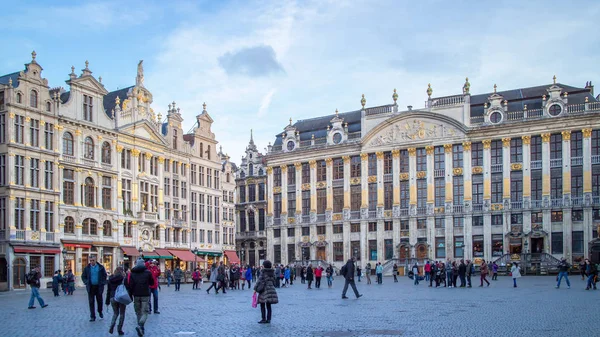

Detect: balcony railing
571,157,583,166
365,105,393,116
62,155,76,163
434,169,445,178
368,210,377,218
16,230,26,240
429,94,464,108
400,208,409,216
572,196,583,207
550,158,562,168
491,164,502,173
317,214,326,222
470,116,484,124
45,232,55,242
551,198,563,208
273,218,281,226
302,215,310,223
472,204,483,212
470,103,600,126
453,205,463,214
384,174,393,182
530,160,542,169
592,155,600,165
531,200,543,208
511,201,523,210
350,211,360,220
417,207,427,215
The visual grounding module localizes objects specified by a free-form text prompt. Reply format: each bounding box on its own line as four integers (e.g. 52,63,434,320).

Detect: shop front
168,249,202,273
11,244,61,289
120,246,144,271
195,251,222,269
223,250,240,266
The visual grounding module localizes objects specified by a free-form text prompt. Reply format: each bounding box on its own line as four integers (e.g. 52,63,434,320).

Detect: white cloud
258,89,276,117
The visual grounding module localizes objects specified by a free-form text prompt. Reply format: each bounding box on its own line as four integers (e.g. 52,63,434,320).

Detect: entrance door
531,238,544,253
12,258,27,289
249,250,256,267
0,258,7,291
302,247,311,261
509,238,522,254
317,247,326,261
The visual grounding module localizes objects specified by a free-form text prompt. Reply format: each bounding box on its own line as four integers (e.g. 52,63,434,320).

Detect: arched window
258,168,264,176
101,142,111,164
226,173,230,183
30,90,38,108
63,132,74,156
173,129,177,150
200,143,204,158
84,137,94,159
84,177,95,207
103,220,112,237
46,101,51,112
64,216,75,234
88,219,98,235
16,92,22,104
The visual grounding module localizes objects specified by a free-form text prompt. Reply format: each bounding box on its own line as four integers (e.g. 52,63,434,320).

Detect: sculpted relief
367,119,461,147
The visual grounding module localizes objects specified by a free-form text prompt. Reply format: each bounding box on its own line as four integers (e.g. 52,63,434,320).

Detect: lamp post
192,247,199,270
62,248,68,272
523,240,529,275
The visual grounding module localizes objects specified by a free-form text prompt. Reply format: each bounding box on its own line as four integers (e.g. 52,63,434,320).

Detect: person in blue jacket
284,266,291,287
245,265,253,289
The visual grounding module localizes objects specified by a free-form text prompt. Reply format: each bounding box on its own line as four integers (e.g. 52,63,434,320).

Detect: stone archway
12,257,27,289
415,243,429,261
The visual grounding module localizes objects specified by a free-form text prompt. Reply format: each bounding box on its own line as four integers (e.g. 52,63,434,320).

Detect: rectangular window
471,142,483,167
287,165,296,185
416,148,427,171
333,242,344,261
164,178,170,196
350,156,361,178
453,176,463,204
552,232,563,254
435,218,445,228
15,155,25,185
510,138,522,163
472,174,483,205
417,218,426,229
531,211,543,224
333,187,343,213
333,158,344,180
350,185,361,211
302,191,310,216
248,184,256,202
473,235,484,257
191,193,197,221
181,182,187,199
400,150,409,172
531,170,543,201
121,149,131,169
273,194,281,218
102,176,111,210
44,161,53,190
351,241,361,261
571,167,583,198
301,226,310,236
273,245,281,264
83,94,93,122
454,236,464,258
273,167,281,187
434,146,445,170
530,135,542,161
510,171,523,202
572,209,583,222
511,213,523,224
435,178,445,207
453,217,464,227
287,244,295,264
492,234,503,257
368,222,377,232
572,231,584,254
491,173,503,204
401,220,409,231
492,214,503,226
287,191,296,216
368,183,377,211
207,168,212,188
368,153,377,176
63,169,74,205
369,240,377,260
30,199,40,231
551,169,562,200
400,181,409,209
317,189,326,214
472,216,483,226
384,239,393,260
207,230,213,244
417,179,427,208
317,160,326,182
384,182,393,210
301,163,310,184
15,115,25,144
333,224,343,234
384,221,392,231
0,155,5,186
351,223,360,233
122,179,132,212
29,119,39,147
239,185,245,203
490,140,502,165
384,152,392,174
30,158,39,188
239,212,246,232
287,227,295,237
258,209,265,230
435,237,445,258
0,112,5,143
452,144,463,168
259,183,265,201
44,122,54,150
550,134,562,159
15,197,25,229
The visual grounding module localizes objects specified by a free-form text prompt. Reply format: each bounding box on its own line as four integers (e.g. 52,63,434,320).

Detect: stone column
463,142,473,258
483,140,492,208
582,129,593,204
280,165,288,220
562,131,572,262
326,158,333,213
392,150,400,208
266,166,274,216
541,133,552,247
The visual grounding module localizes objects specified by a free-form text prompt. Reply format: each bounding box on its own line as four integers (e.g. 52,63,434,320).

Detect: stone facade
264,79,600,271
0,53,234,290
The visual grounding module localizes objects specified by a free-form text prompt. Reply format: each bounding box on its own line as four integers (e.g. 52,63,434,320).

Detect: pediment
69,76,109,95
119,121,167,145
362,111,468,149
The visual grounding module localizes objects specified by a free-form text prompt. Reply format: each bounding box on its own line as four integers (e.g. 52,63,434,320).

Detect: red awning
153,249,173,258
13,246,61,254
168,249,203,262
121,246,141,256
63,243,92,249
224,250,240,264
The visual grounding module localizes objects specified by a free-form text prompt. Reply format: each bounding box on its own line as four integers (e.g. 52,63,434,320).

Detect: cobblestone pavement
0,276,597,337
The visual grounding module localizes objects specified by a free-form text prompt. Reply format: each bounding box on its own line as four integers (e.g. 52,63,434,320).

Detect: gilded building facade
0,53,235,290
264,79,600,272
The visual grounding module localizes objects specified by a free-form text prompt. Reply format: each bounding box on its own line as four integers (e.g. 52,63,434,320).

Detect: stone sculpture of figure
137,60,144,86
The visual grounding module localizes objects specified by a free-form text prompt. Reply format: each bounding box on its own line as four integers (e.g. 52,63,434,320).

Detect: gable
120,121,167,145
70,76,109,95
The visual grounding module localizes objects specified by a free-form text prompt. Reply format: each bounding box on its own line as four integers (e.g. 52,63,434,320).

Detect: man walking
424,261,431,282
173,265,183,291
429,261,437,287
341,257,362,299
126,258,155,337
147,260,160,314
466,260,474,288
27,266,48,309
412,263,419,285
458,260,467,287
556,257,571,289
81,255,107,321
375,262,383,284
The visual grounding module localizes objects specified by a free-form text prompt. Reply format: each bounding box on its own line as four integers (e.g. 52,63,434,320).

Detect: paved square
0,276,596,337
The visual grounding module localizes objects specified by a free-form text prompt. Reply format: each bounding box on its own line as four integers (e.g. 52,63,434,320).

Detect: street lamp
192,247,199,270
62,248,68,272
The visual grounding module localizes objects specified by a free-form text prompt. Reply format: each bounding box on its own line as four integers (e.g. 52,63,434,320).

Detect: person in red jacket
314,265,324,289
146,260,161,314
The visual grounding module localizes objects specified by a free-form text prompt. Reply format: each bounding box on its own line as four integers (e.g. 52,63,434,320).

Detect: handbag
115,273,133,305
251,292,258,308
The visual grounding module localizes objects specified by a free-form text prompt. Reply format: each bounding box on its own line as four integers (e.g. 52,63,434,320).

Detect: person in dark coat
458,260,467,287
52,270,62,297
306,264,314,289
106,267,127,335
341,257,362,299
254,260,278,324
126,258,155,337
81,255,108,321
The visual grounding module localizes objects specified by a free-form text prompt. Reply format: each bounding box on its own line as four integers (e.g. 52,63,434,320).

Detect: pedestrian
165,268,172,287
393,263,398,283
300,266,306,284
274,264,281,288
217,262,227,294
326,264,334,288
376,262,383,284
429,261,437,287
452,261,459,288
458,260,467,287
585,259,597,290
365,263,372,285
126,258,154,337
479,260,490,287
81,255,107,321
314,265,323,289
446,259,454,288
306,264,314,289
52,270,62,297
65,269,75,295
511,262,521,288
412,263,419,285
146,260,160,314
341,257,362,299
229,264,239,290
245,265,253,289
173,266,183,291
491,262,499,281
106,267,127,335
357,265,362,282
206,263,219,294
26,266,48,309
279,264,285,287
290,265,295,285
254,260,278,324
424,261,431,282
192,268,201,290
437,262,446,287
240,266,246,290
579,260,587,280
284,266,291,287
556,257,571,289
466,260,474,288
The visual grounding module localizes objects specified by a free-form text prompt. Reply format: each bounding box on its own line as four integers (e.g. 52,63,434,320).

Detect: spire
250,129,255,145
553,75,557,84
31,50,37,63
247,129,257,151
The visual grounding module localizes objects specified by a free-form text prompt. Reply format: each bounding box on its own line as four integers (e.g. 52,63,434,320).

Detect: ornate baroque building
0,53,236,290
235,131,268,267
264,78,600,272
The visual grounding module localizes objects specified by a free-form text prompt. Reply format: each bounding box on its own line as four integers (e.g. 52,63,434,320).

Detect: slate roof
161,122,168,136
103,86,133,119
0,71,20,86
60,91,70,103
273,110,362,146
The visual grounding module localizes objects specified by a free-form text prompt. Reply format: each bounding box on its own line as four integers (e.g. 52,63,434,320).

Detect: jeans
206,282,218,293
110,298,126,331
192,280,200,289
28,286,45,307
446,272,452,286
87,285,103,318
556,272,571,287
467,274,472,287
133,296,149,328
513,278,517,287
167,276,171,287
260,302,272,321
315,277,321,288
175,279,181,291
480,274,490,286
586,274,596,289
327,276,333,287
425,272,430,281
459,274,466,287
377,273,382,284
148,288,158,313
247,280,252,289
414,276,419,285
357,274,361,282
342,279,360,298
393,274,398,282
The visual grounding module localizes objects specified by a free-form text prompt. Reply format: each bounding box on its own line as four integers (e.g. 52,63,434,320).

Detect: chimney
585,81,594,97
407,105,413,111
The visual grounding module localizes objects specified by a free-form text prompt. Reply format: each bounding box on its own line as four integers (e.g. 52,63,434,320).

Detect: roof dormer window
83,94,93,122
30,90,38,108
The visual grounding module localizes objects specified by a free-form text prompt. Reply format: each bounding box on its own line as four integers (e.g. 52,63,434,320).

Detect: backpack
340,264,347,277
26,271,37,285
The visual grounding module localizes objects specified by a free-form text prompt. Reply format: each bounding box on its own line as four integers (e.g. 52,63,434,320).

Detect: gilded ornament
482,139,492,149
361,94,366,108
427,83,432,97
116,145,124,153
157,156,165,163
511,163,523,171
444,144,453,153
502,137,511,147
408,148,416,156
472,166,483,174
325,158,333,165
266,166,273,174
368,176,377,183
541,133,551,143
342,156,350,163
392,149,400,158
332,213,343,221
376,151,384,159
316,181,326,189
582,129,592,138
280,165,287,173
309,160,317,169
294,162,302,169
360,153,369,161
561,130,571,141
74,129,82,136
97,135,103,140
416,171,427,179
273,186,282,194
350,177,361,185
425,146,434,155
462,142,471,151
302,183,311,191
521,135,531,145
392,89,398,103
399,173,409,181
131,149,140,157
453,168,463,176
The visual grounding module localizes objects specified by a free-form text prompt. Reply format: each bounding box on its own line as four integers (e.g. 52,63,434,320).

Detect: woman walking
393,263,398,283
107,267,127,335
480,261,490,287
245,265,253,289
254,260,278,324
326,264,334,288
452,262,459,288
511,263,521,288
306,264,314,289
206,263,219,294
192,268,201,290
365,263,372,284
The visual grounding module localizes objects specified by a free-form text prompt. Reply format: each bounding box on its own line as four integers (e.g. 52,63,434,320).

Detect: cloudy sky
2,0,599,162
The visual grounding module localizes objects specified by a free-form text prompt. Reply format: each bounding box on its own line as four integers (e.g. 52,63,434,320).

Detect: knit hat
263,260,272,269
136,258,145,267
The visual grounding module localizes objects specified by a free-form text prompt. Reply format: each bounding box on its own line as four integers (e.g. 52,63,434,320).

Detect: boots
109,323,115,334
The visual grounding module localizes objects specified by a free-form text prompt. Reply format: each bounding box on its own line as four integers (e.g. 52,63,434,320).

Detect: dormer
544,75,567,117
484,84,506,125
327,109,347,145
282,118,299,152
166,101,184,150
